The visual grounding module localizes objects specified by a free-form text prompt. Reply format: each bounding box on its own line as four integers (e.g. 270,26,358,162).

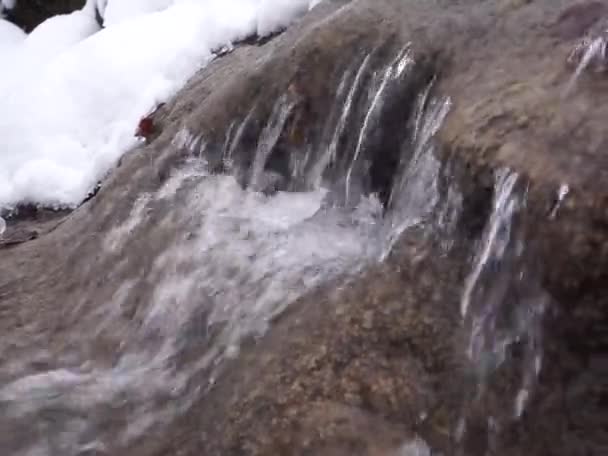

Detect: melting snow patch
0,0,322,211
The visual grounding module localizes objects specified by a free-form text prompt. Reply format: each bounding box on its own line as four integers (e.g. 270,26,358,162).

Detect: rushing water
0,38,552,455
0,45,453,455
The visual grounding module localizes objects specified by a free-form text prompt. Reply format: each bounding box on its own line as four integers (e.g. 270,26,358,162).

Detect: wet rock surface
1,0,607,455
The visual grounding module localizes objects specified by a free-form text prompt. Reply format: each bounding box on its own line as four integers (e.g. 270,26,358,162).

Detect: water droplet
514,388,530,418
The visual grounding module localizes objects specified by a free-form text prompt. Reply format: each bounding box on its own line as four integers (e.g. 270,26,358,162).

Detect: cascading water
0,35,553,455
382,80,451,258
455,170,549,454
0,44,451,456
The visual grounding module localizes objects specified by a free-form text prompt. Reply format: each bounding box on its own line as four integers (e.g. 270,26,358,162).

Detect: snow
101,0,174,26
23,7,100,56
0,18,24,50
0,0,323,211
257,0,310,36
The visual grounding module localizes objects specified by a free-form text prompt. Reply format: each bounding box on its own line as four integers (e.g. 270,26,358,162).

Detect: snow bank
257,0,310,36
101,0,174,26
0,18,24,49
0,0,323,210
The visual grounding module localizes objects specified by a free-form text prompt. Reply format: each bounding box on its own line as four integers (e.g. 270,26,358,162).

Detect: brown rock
0,1,606,455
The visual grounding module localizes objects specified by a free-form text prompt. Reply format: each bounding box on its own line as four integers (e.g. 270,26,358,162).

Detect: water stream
0,42,549,456
456,170,549,454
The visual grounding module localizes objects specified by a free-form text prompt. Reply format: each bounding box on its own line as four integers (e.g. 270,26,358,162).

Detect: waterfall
0,38,554,456
0,43,452,455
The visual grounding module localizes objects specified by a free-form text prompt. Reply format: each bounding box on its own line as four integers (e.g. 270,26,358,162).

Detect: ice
0,0,322,211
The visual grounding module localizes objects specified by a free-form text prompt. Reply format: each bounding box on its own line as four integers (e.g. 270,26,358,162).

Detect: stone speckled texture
0,0,606,455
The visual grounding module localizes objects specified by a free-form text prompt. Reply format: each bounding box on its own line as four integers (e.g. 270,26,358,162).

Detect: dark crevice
2,0,86,32
238,29,286,47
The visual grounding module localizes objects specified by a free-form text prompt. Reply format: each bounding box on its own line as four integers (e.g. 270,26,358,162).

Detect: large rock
0,0,606,455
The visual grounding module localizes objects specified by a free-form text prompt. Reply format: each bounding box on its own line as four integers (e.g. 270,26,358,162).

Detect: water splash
148,171,379,363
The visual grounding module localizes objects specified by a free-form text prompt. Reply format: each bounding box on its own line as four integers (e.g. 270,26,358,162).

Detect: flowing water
0,46,452,455
456,170,549,453
0,42,549,455
565,28,608,95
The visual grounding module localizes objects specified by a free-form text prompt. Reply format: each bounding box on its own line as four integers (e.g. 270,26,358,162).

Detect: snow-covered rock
0,1,88,32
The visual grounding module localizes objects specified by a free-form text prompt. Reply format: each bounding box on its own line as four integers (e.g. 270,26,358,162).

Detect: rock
0,0,606,455
551,1,607,40
2,0,86,32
